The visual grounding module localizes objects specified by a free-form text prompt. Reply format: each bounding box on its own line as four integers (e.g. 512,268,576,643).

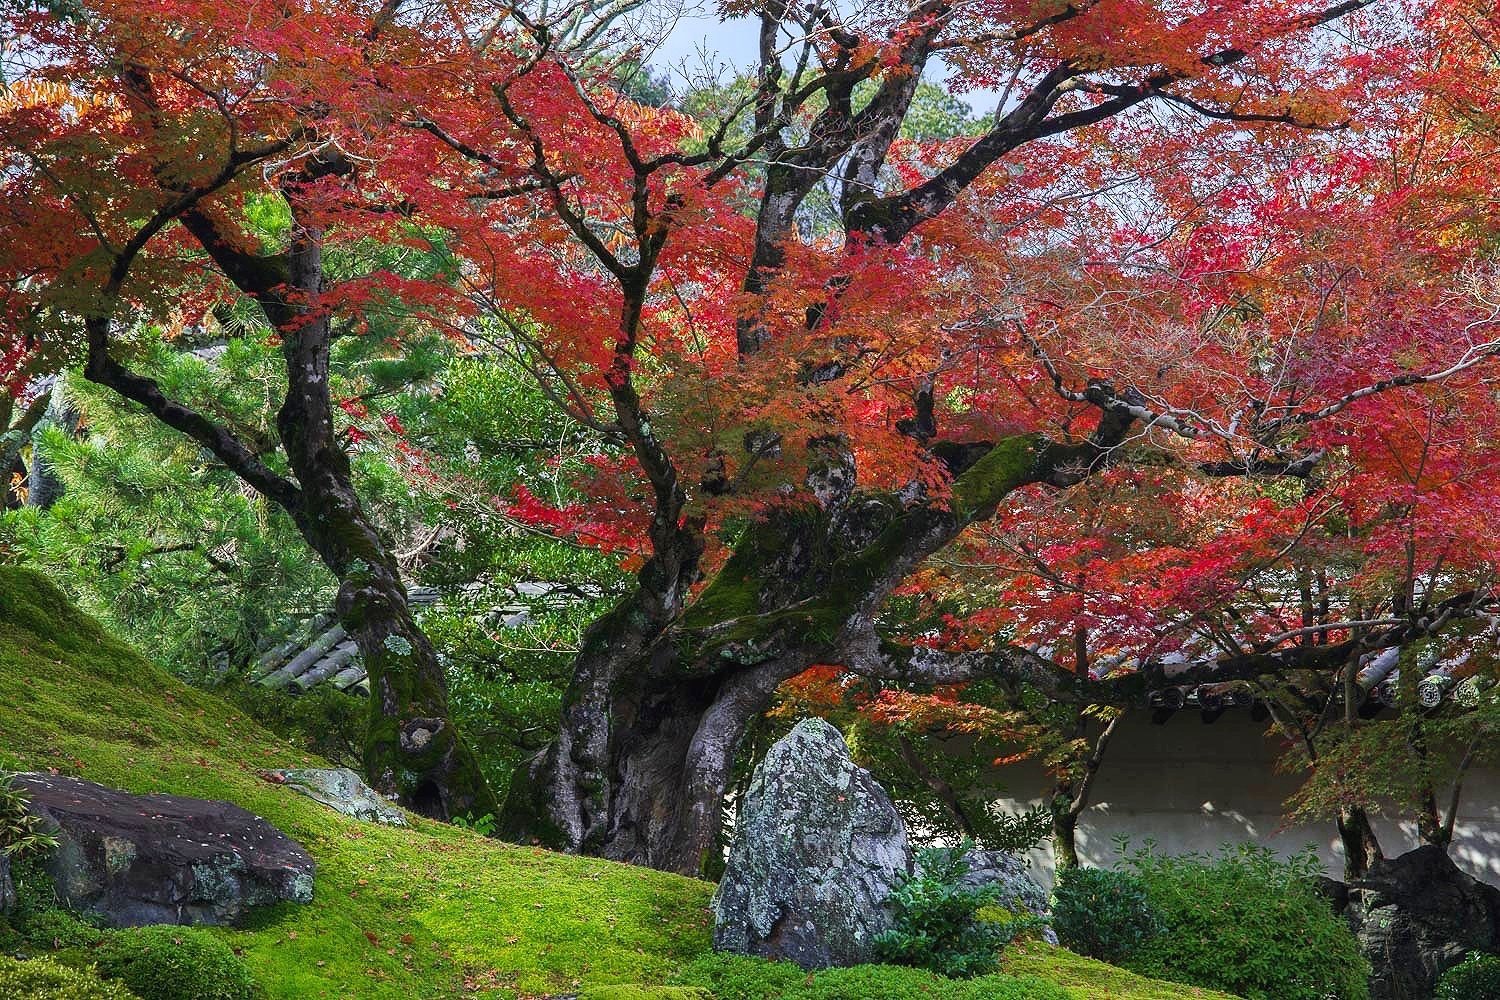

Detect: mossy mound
0,565,1242,999
1003,941,1242,1000
0,566,710,998
0,954,138,999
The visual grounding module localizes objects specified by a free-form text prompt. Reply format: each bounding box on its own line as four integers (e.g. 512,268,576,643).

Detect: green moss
0,955,139,1000
95,926,258,1000
681,509,824,631
949,434,1044,520
0,566,712,1000
0,565,1240,1000
1003,943,1243,1000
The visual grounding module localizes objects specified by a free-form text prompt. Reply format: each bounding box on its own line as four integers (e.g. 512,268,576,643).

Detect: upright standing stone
712,718,910,969
957,848,1058,945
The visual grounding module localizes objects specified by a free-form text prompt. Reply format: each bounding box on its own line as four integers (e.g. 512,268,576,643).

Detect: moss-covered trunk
269,229,494,821
1051,800,1081,871
506,432,1075,875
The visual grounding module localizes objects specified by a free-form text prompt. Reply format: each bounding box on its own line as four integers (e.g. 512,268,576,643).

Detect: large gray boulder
15,774,314,927
263,767,407,826
1325,845,1500,1000
712,718,910,969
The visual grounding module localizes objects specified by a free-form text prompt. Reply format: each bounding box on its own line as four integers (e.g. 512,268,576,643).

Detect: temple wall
982,712,1500,888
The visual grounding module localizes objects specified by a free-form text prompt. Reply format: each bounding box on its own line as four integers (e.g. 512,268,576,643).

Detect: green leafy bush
675,954,803,1000
1051,865,1163,964
1436,952,1500,1000
874,842,1039,978
675,953,1068,1000
0,774,59,860
7,854,62,915
1121,845,1369,1000
797,964,1063,999
0,955,139,1000
451,811,498,837
231,682,364,768
95,926,260,1000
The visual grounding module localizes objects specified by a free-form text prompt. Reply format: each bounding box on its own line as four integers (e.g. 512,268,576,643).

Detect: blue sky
636,5,999,107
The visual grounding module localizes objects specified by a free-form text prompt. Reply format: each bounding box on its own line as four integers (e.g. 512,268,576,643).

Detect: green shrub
230,682,364,768
7,854,62,916
16,906,107,950
0,774,59,860
1436,952,1500,1000
1121,845,1369,1000
675,952,1068,1000
797,964,1066,999
579,987,710,1000
874,842,1039,978
94,926,259,1000
0,955,139,1000
1051,865,1163,964
675,954,805,1000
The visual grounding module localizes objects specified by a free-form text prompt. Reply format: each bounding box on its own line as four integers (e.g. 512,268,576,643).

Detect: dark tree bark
74,118,496,818
1051,807,1081,871
1338,806,1384,880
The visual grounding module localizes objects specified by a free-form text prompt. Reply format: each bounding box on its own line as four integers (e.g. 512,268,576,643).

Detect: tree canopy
3,0,1499,875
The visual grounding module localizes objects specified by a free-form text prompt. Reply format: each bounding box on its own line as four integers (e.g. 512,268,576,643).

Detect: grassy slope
1003,942,1240,1000
0,566,1239,1000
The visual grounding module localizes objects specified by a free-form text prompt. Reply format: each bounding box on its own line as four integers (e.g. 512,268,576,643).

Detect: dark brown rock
1327,845,1500,1000
15,774,314,927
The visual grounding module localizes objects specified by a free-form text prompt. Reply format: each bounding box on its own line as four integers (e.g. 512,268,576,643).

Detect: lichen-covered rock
0,853,13,913
1325,845,1500,1000
263,767,407,827
14,774,314,927
956,848,1057,944
712,718,909,969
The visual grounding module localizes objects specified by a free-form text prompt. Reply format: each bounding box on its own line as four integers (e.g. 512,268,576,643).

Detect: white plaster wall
980,712,1500,888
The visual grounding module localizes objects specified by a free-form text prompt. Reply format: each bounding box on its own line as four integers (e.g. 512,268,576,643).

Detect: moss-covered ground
0,566,1240,999
1003,941,1240,1000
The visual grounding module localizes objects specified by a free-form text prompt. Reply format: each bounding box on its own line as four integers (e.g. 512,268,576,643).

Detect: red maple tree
4,0,1498,874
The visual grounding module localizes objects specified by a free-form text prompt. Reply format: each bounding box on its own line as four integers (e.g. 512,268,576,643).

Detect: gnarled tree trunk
508,433,1109,874
1338,805,1384,880
83,179,496,820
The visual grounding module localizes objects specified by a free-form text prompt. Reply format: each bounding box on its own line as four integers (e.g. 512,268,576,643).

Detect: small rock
712,718,910,969
15,773,314,927
955,848,1058,945
264,767,407,827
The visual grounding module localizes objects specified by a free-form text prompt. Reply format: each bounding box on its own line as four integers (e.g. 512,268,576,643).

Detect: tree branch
82,319,301,512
